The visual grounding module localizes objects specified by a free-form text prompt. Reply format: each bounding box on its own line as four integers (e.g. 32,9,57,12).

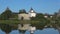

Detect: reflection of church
18,8,36,20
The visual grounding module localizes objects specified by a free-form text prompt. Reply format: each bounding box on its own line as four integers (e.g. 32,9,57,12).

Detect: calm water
0,28,59,34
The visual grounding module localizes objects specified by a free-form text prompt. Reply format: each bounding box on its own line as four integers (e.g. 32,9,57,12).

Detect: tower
29,8,36,17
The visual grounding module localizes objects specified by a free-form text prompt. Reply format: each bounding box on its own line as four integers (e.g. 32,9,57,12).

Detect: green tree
31,13,45,20
0,7,12,20
19,9,26,14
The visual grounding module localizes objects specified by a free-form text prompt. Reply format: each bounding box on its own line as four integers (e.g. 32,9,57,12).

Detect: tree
31,13,45,20
0,7,12,20
19,9,26,14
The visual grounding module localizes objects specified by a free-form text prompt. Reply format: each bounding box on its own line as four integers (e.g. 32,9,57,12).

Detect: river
0,28,59,34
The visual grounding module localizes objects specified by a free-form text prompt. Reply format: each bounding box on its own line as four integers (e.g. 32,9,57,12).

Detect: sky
0,0,60,14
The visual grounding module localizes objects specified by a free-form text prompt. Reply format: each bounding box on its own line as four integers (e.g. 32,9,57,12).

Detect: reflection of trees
11,24,18,30
19,30,26,34
1,24,12,34
0,24,18,34
31,22,46,30
30,17,50,30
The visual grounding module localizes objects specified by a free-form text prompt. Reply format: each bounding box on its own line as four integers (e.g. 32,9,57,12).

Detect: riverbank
0,20,40,24
0,20,60,28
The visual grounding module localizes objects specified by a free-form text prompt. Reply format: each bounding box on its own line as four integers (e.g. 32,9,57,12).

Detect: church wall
29,13,36,17
18,13,30,20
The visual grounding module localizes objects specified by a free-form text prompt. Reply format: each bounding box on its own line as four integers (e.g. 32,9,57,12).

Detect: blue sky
0,0,60,14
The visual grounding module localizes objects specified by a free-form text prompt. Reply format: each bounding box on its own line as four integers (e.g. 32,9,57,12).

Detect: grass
0,20,40,24
0,20,20,24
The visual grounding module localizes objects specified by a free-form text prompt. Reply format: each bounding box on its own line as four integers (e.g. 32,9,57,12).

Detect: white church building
18,8,36,20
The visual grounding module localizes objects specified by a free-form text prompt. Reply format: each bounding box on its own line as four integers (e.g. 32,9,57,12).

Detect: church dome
29,8,36,13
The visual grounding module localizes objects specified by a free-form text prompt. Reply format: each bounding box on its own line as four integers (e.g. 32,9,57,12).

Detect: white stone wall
29,13,36,17
18,13,30,20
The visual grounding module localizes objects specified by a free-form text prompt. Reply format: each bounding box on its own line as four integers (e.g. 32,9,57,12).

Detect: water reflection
1,24,12,34
10,30,19,34
34,28,59,34
0,28,59,34
0,24,59,34
0,29,5,34
19,30,26,34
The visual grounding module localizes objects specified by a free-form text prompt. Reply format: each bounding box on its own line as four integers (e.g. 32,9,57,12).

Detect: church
18,8,36,20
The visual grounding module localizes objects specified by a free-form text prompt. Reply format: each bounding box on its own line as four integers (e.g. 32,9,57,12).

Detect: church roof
29,8,36,13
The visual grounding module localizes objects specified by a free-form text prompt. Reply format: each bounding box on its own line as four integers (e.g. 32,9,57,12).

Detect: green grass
0,20,20,24
0,20,40,24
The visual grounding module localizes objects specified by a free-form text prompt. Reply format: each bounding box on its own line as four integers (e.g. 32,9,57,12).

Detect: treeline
0,7,28,20
0,7,60,21
0,7,46,20
0,8,17,20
